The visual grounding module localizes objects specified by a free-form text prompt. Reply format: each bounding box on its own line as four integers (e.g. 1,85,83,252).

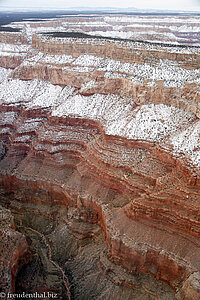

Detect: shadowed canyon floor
0,12,199,300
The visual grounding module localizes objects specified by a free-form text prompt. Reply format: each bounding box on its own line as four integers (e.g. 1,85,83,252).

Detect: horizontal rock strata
0,14,199,299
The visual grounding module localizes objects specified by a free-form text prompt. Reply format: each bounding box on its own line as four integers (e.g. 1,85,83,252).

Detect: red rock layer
0,101,199,299
0,24,199,299
32,35,200,68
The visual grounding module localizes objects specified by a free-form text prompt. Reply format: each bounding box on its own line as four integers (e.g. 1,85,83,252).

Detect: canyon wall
0,15,200,299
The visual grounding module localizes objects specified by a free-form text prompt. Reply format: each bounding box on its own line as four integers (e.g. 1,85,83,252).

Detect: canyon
0,13,199,299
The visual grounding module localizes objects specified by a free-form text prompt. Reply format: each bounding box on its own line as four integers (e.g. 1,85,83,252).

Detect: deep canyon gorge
0,13,199,299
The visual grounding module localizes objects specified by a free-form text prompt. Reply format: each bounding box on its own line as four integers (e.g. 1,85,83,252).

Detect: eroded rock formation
0,14,199,299
0,204,30,295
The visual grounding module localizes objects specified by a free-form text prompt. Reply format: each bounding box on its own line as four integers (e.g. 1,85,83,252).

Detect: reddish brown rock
0,15,199,299
0,205,31,294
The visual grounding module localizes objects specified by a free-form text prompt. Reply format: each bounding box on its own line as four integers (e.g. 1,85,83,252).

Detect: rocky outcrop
0,205,31,295
0,14,199,299
0,32,28,45
32,34,200,67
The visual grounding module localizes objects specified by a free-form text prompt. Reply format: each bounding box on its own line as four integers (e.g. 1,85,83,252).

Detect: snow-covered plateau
0,13,199,171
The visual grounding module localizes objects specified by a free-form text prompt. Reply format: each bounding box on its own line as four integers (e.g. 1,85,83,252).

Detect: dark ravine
0,196,175,299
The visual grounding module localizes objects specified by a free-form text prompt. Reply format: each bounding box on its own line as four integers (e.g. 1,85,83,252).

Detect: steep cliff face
0,14,200,299
0,204,30,295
